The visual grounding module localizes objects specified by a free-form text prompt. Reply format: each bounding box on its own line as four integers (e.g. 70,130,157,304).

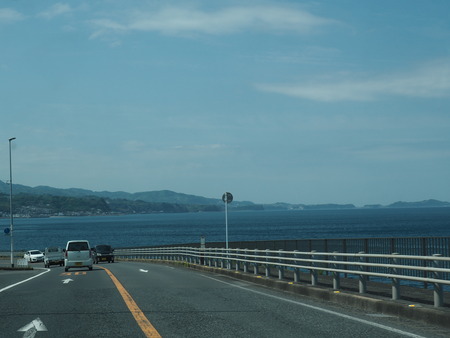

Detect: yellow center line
98,266,162,338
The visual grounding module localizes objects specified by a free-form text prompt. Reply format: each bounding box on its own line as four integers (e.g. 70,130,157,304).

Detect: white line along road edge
0,268,50,293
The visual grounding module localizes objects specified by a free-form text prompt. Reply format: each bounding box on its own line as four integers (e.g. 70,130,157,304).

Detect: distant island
0,180,449,218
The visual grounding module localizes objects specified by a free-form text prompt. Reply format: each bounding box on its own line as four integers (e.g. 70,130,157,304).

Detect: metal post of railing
243,249,248,273
214,248,218,268
235,249,240,271
311,250,318,286
192,248,196,264
293,250,300,283
226,248,229,269
391,253,400,300
204,249,208,265
226,247,231,270
265,249,271,277
333,251,340,290
422,238,428,289
254,249,259,275
358,251,367,294
219,249,226,269
278,250,284,280
433,254,444,307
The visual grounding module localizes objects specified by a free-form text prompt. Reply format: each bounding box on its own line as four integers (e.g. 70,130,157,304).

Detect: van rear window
68,242,89,251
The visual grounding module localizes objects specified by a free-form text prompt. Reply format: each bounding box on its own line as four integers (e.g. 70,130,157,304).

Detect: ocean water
1,208,450,252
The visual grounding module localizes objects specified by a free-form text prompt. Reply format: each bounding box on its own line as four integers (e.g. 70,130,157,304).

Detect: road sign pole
9,137,16,268
222,192,233,269
225,200,228,251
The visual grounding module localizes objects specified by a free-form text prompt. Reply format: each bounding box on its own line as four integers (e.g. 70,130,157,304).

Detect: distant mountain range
0,181,252,207
0,180,449,212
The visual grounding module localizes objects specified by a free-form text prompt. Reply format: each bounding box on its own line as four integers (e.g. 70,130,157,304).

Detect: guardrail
115,246,450,308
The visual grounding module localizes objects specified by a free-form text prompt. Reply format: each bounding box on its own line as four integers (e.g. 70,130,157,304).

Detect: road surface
0,260,448,337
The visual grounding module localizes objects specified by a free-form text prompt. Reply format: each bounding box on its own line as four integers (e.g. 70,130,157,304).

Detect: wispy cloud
37,3,72,19
89,5,336,38
257,59,450,101
351,142,450,162
0,8,24,24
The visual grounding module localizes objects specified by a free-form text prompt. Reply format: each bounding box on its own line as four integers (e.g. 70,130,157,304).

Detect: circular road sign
4,227,10,234
222,192,233,203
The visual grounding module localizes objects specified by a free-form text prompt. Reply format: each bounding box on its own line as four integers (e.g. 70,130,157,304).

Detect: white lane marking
18,317,48,337
201,275,426,338
62,278,74,284
139,269,148,273
0,268,50,293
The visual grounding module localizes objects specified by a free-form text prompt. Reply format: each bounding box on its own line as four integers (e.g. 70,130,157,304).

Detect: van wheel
89,266,93,271
65,267,68,272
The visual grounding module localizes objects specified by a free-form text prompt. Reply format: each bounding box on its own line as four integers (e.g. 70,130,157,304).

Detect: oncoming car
64,240,93,272
24,250,44,263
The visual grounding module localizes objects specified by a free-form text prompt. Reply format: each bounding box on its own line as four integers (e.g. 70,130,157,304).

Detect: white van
64,240,93,272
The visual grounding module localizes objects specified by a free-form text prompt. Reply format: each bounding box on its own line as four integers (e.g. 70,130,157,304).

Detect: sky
1,1,450,206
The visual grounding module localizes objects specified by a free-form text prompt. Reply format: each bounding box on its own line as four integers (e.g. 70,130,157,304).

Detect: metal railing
161,237,450,256
115,246,450,308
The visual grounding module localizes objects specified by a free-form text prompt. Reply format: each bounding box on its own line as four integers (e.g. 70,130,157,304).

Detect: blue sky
1,1,449,206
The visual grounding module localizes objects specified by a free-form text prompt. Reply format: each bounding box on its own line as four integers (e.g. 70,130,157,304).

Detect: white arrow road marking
62,278,74,284
18,317,48,338
23,326,37,338
139,269,148,273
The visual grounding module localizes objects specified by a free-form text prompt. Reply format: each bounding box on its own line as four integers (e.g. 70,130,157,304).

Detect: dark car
94,244,114,263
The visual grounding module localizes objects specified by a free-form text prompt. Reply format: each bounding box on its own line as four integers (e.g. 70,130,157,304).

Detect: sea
1,207,450,252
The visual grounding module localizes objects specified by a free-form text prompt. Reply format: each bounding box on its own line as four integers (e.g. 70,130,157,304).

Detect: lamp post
9,137,16,268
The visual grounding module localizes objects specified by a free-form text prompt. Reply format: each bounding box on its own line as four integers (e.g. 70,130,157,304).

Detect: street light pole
9,137,16,268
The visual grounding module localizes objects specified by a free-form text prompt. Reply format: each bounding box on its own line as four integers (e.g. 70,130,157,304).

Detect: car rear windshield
96,245,112,253
68,242,89,251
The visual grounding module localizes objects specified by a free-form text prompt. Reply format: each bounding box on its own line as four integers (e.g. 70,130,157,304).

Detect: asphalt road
0,261,449,338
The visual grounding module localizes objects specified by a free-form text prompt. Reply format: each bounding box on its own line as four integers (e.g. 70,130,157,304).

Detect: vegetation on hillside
0,193,221,217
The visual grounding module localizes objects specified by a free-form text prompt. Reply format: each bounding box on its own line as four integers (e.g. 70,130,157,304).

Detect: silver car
64,240,93,272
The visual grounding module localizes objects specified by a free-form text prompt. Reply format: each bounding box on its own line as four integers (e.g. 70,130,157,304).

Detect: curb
0,267,33,270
